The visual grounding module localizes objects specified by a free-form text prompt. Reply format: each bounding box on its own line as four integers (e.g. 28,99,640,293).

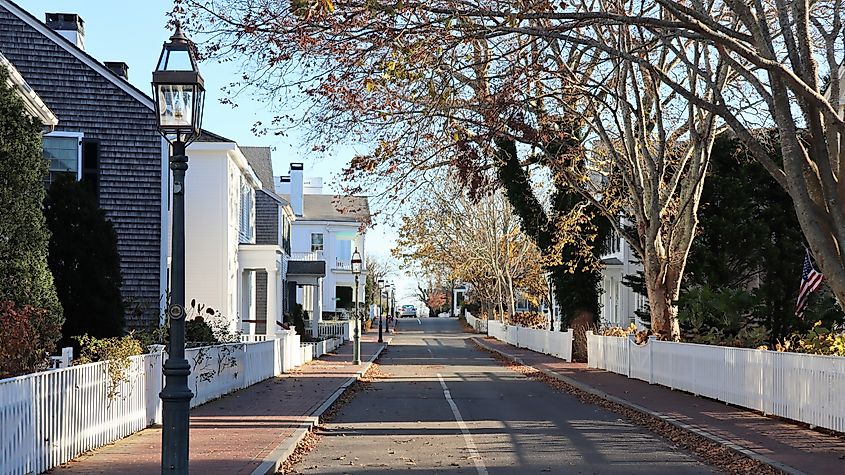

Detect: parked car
400,305,417,318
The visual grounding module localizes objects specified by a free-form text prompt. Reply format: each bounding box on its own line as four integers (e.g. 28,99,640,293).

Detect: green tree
44,176,124,346
680,133,843,342
0,66,63,352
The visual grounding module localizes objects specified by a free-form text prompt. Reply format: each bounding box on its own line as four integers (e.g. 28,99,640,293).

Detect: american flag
795,251,824,317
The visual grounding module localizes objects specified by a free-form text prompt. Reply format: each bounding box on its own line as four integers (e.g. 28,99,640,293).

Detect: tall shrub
0,301,62,377
0,66,63,356
681,133,843,342
44,176,124,345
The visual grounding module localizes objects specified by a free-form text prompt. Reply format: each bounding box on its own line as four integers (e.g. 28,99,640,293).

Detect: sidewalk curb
471,337,806,475
251,340,391,475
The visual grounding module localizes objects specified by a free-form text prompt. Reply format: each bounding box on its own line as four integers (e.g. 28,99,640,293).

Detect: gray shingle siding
255,192,279,245
0,6,163,329
255,271,267,334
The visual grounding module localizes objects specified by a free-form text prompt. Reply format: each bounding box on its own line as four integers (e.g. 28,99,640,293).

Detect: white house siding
291,222,365,315
599,231,647,328
185,142,259,334
184,147,227,320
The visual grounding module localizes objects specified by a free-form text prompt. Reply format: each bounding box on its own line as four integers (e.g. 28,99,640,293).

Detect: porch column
265,267,279,338
311,277,323,337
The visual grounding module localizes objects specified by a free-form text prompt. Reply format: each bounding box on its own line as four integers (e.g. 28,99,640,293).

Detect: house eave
0,51,57,128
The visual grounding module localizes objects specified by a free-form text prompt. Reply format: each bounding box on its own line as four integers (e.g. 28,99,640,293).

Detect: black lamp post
351,249,362,365
391,284,396,329
384,282,391,333
545,271,555,332
152,21,205,475
377,278,384,343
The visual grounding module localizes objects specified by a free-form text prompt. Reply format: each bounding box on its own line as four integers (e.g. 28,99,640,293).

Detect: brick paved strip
49,336,388,475
473,336,845,475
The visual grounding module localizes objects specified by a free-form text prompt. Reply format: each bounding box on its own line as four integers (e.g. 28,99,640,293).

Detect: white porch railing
465,311,488,333
0,328,345,475
586,331,845,433
303,320,353,341
290,251,324,261
335,260,350,270
240,334,269,342
487,321,574,361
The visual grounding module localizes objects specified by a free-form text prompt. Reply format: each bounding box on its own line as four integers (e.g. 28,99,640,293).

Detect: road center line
437,373,489,475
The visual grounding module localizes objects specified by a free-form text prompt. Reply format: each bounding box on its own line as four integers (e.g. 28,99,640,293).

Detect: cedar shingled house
0,2,168,328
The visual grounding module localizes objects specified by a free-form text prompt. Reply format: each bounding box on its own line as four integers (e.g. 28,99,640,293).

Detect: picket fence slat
586,332,845,433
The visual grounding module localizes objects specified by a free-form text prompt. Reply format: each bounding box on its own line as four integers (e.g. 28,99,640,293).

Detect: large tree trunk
641,223,688,341
642,264,682,340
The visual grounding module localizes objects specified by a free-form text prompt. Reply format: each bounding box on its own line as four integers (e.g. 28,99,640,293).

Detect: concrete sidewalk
473,336,845,475
51,336,388,475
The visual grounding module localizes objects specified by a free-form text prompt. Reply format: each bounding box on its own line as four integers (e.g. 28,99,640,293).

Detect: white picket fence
586,332,845,432
487,321,574,361
465,311,488,333
0,330,342,475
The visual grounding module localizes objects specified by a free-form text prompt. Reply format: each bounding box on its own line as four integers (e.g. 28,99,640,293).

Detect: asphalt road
289,317,716,474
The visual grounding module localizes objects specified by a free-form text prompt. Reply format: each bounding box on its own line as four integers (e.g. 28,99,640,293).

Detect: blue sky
15,0,417,303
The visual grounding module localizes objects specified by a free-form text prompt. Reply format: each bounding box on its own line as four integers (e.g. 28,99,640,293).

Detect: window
311,233,324,252
239,179,253,243
336,238,351,262
602,229,622,256
43,133,81,187
282,215,291,255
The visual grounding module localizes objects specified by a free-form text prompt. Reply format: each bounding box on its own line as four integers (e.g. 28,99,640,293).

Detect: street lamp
389,283,396,332
152,21,205,475
384,282,391,333
351,249,362,365
377,278,384,343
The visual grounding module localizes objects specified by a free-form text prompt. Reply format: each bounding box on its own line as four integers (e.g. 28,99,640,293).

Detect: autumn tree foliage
495,137,611,326
177,0,845,337
416,283,449,319
0,301,62,377
394,183,546,321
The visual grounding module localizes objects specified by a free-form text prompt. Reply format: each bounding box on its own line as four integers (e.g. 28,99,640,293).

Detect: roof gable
0,0,153,108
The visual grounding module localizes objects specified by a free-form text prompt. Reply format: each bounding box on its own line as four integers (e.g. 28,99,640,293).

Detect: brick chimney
45,13,85,51
104,61,128,80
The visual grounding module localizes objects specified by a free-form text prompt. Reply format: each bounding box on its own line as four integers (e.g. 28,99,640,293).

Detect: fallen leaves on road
279,362,384,473
473,340,781,475
279,431,320,474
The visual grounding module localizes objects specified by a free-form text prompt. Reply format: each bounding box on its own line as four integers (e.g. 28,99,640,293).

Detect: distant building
276,164,370,333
